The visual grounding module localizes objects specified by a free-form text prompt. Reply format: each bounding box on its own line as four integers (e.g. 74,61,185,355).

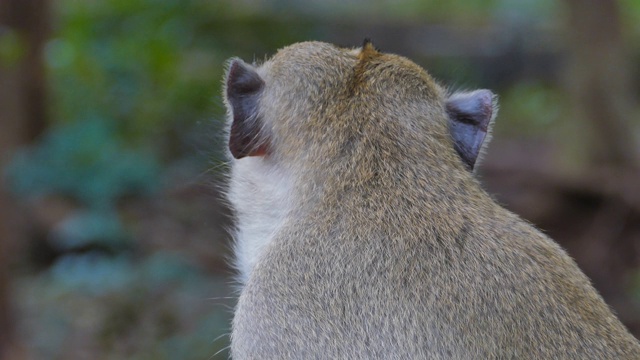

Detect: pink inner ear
228,114,270,159
252,145,268,157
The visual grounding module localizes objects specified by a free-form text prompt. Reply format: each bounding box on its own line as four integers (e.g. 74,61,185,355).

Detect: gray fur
224,41,640,359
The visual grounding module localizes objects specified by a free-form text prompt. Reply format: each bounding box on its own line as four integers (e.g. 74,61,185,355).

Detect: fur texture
223,41,640,359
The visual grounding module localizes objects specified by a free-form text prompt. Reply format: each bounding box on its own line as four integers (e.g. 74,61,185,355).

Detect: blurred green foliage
495,81,565,136
48,0,221,144
6,118,156,251
7,118,159,209
47,0,315,153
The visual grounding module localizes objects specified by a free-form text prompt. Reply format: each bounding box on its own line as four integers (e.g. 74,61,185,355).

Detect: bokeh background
1,0,639,358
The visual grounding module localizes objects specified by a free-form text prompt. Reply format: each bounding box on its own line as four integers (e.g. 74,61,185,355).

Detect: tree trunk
0,0,50,358
563,0,638,167
562,0,640,335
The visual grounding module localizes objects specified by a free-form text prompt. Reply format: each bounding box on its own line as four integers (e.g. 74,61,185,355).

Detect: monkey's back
232,200,640,359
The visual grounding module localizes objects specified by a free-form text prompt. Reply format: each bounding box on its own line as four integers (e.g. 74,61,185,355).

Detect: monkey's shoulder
235,218,639,358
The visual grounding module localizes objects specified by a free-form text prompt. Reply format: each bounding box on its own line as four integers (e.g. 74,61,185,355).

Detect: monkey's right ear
446,90,498,171
225,59,268,159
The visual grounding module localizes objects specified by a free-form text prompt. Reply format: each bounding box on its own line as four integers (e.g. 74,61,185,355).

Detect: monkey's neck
292,159,489,242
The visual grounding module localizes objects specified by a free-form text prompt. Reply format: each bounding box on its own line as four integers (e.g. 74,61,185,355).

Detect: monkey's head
224,41,497,177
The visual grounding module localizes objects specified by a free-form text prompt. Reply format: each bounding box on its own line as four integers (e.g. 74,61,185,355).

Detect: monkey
223,40,640,359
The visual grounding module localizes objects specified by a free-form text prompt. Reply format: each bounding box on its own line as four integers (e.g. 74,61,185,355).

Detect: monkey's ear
225,59,268,159
446,90,497,171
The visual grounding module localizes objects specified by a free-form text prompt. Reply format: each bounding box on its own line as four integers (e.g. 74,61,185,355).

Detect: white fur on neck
228,156,291,285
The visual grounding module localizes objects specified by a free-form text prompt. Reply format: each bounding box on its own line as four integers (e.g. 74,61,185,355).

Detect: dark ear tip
476,89,497,106
227,59,241,79
225,58,243,81
226,59,264,97
477,88,492,99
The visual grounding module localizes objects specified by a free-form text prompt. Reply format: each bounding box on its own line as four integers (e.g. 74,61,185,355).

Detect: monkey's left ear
225,59,268,159
446,90,498,171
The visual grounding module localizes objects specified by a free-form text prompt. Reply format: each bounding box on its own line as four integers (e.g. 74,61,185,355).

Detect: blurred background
0,0,639,358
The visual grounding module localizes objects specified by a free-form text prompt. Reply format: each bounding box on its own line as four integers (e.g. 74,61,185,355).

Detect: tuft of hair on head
350,38,382,91
358,38,381,61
